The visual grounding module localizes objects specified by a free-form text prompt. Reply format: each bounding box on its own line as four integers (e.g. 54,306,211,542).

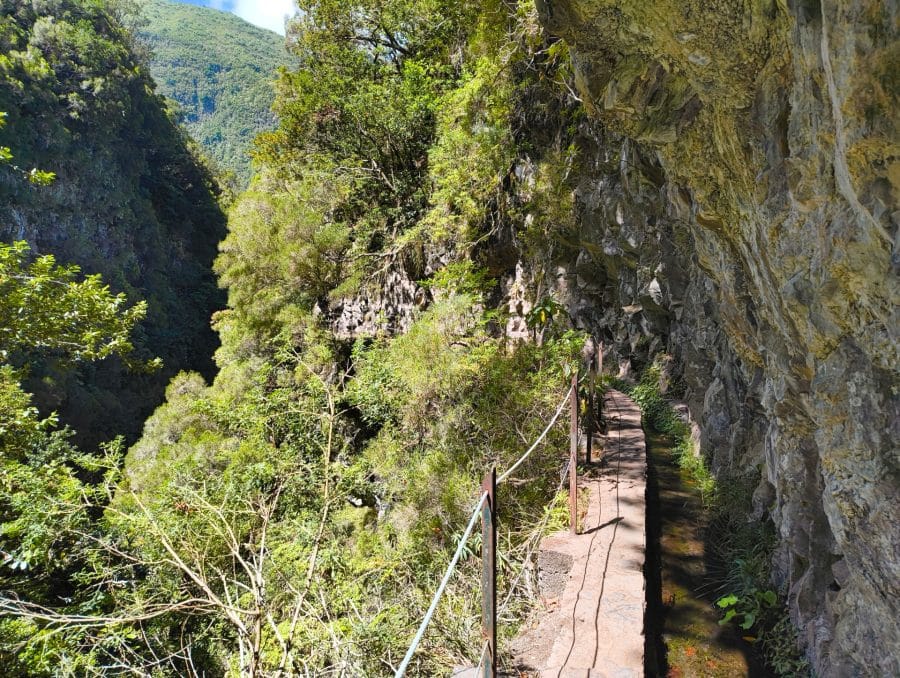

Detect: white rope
474,639,490,674
396,379,579,676
395,491,488,678
497,384,574,484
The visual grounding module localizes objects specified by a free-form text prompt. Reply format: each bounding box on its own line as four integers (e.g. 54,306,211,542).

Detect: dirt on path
509,389,646,678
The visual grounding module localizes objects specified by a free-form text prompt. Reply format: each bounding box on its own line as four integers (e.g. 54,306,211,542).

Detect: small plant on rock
716,588,777,630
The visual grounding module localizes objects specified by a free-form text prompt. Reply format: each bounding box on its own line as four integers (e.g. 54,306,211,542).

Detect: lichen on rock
532,0,899,675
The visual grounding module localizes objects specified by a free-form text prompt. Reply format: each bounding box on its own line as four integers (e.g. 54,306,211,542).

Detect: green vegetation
0,129,151,674
626,364,716,502
0,241,150,366
0,111,54,185
716,589,777,631
139,0,293,186
0,0,226,447
710,488,811,677
1,0,590,674
626,358,809,677
0,239,146,577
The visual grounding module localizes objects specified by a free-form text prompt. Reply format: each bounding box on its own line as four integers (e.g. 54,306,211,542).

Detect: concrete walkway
510,389,647,678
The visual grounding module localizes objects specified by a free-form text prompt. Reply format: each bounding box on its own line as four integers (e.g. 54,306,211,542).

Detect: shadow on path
642,429,772,678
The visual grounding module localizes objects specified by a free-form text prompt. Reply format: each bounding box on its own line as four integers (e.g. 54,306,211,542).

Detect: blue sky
174,0,296,35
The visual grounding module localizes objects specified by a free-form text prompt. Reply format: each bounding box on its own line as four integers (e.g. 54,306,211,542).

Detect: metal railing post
587,352,595,465
481,468,497,678
598,342,604,440
569,373,578,534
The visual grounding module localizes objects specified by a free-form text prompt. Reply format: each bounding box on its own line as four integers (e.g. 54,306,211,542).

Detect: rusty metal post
481,468,497,678
569,373,578,535
598,342,604,438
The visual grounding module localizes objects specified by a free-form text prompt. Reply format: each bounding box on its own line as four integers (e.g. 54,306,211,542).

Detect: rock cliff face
316,3,896,671
531,0,899,675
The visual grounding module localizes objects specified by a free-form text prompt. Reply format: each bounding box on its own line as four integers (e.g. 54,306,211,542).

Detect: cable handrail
395,358,598,678
474,640,491,675
395,490,488,677
497,383,574,484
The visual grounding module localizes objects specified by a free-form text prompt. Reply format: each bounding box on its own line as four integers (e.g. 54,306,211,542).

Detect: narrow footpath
511,389,647,677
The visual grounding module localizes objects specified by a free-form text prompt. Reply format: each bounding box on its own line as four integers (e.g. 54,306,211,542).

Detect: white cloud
231,0,296,35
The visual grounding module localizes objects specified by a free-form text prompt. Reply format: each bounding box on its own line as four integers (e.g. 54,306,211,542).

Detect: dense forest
139,0,291,186
1,0,897,676
0,1,589,674
0,0,225,447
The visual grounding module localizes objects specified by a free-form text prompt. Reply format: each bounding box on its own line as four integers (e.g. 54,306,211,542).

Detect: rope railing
395,345,604,678
394,386,572,678
496,384,574,484
395,491,489,677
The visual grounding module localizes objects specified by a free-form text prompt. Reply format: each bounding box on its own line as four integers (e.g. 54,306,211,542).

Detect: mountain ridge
139,0,291,185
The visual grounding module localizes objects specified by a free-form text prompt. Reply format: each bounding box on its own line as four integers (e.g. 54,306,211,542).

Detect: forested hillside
139,0,290,185
0,0,225,446
1,1,589,674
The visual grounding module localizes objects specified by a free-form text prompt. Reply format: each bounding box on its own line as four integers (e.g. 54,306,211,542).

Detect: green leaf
717,594,739,608
0,241,148,363
27,169,56,186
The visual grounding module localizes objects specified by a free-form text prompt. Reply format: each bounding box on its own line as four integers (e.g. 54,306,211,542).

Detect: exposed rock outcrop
533,1,899,675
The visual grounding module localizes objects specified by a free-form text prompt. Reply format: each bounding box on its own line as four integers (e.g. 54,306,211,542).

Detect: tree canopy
0,241,150,365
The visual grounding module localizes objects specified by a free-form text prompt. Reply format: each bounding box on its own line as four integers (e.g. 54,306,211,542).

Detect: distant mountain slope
140,0,289,185
0,0,226,448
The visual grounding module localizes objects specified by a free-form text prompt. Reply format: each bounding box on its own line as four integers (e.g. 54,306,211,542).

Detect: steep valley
0,1,895,676
0,0,226,447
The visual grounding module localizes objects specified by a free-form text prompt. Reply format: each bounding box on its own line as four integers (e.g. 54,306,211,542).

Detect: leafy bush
626,361,715,502
716,588,777,631
0,229,152,678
